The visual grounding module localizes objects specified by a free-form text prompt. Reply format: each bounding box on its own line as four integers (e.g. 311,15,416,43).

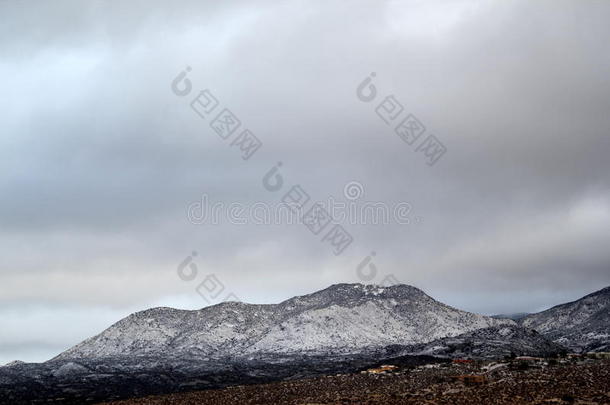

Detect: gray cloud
1,0,609,363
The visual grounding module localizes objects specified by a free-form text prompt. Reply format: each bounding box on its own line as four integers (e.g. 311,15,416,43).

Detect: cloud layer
1,0,609,363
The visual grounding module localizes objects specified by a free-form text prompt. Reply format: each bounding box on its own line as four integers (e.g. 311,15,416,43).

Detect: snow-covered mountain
6,283,608,405
56,283,512,361
520,286,610,352
402,325,566,359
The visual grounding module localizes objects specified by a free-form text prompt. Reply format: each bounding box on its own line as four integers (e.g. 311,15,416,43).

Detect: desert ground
101,358,610,405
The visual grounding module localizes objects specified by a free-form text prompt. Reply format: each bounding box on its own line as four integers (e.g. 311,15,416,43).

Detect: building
365,365,398,374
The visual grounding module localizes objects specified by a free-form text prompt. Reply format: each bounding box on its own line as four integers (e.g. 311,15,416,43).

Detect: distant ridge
520,285,610,352
491,313,530,321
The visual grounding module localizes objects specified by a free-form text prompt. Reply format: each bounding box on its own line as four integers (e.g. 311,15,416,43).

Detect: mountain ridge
4,283,609,405
55,283,513,361
520,285,610,352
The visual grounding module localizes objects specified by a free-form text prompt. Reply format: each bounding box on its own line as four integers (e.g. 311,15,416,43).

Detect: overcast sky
1,0,609,364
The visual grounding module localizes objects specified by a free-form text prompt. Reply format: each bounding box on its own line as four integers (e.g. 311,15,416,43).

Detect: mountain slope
56,283,513,361
520,286,610,352
402,325,566,359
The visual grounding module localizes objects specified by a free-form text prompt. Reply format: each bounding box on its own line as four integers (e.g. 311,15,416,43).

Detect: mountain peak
278,282,430,311
310,282,427,300
325,282,424,293
54,283,509,361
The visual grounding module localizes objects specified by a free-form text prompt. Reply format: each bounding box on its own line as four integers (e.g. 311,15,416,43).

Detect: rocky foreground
101,358,610,405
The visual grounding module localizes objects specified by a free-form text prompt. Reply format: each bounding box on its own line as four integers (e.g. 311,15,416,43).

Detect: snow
52,362,89,377
519,286,610,351
55,283,512,361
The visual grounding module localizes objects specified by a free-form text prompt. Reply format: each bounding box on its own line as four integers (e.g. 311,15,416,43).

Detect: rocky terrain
99,358,610,405
400,324,567,359
520,286,610,352
0,352,452,404
54,284,512,361
1,283,608,404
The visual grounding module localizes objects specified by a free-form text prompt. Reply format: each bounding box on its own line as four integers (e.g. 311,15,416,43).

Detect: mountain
491,313,530,321
4,283,607,405
55,283,512,361
401,325,566,359
520,286,610,352
1,360,25,368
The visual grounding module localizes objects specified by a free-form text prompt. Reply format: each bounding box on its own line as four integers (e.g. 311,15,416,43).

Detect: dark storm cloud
1,0,609,362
